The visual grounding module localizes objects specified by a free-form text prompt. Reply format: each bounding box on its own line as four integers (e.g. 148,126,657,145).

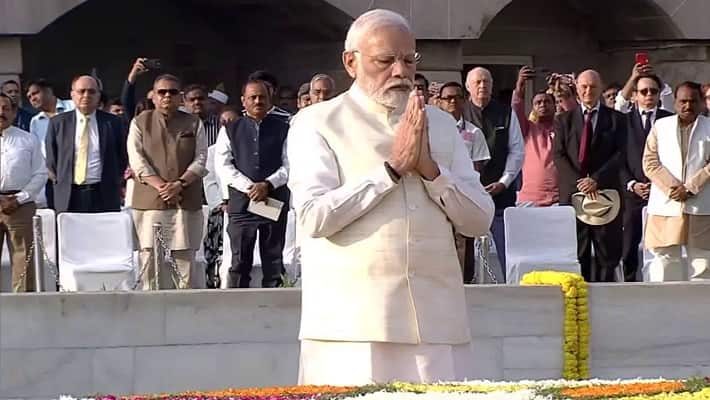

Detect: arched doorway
461,0,685,101
20,0,353,100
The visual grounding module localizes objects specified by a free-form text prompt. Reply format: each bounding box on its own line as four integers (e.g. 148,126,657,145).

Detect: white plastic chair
57,212,135,291
504,206,581,284
190,205,209,289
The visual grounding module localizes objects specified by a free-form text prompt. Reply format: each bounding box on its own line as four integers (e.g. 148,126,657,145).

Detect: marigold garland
521,271,590,380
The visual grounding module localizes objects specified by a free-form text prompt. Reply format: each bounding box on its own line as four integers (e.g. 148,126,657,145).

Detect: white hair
309,73,336,89
344,9,412,52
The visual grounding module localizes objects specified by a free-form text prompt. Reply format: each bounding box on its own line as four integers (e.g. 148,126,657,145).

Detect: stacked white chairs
57,212,135,291
504,206,581,284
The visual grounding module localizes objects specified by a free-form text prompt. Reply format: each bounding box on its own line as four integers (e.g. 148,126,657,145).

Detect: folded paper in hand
247,197,284,221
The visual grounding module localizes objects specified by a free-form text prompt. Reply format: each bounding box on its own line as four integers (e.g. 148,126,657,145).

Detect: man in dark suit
46,75,127,213
619,74,673,281
554,69,627,282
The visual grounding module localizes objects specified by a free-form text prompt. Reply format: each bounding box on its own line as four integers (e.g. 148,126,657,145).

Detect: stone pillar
416,39,463,85
0,37,23,85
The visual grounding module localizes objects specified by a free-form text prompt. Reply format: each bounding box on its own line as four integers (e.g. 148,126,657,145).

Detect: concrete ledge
1,283,709,399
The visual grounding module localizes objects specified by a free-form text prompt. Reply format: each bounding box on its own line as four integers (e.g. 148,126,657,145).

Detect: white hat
571,190,621,226
208,90,229,104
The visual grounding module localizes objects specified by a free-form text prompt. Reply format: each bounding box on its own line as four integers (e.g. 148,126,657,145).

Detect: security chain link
154,226,188,289
13,232,61,292
473,234,499,284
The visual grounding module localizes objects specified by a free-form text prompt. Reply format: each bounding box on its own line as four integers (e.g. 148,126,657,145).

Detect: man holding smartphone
615,56,674,114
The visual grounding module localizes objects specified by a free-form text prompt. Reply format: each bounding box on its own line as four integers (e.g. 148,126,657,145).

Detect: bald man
553,70,627,282
46,75,128,212
463,67,525,281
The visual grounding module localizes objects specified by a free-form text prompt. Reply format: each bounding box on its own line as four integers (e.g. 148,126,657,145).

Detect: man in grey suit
45,75,127,213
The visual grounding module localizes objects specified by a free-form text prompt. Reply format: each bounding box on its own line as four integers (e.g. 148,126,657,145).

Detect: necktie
74,115,90,184
578,109,596,176
642,110,653,135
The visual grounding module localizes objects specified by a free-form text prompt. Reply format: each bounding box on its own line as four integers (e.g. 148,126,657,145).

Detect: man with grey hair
309,74,336,104
289,8,494,385
463,67,525,281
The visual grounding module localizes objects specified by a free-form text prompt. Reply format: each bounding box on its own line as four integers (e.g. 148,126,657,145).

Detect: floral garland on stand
521,271,590,380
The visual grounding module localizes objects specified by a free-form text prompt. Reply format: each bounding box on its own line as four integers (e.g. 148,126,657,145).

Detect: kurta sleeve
185,120,208,177
127,119,157,180
422,122,495,238
643,125,682,193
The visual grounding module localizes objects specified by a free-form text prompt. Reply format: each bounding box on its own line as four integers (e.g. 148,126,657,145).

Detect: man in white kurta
643,82,710,281
287,9,495,385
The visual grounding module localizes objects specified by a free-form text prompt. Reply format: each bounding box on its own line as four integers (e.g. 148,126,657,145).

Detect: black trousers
226,214,287,288
621,196,646,282
68,184,104,213
577,213,623,282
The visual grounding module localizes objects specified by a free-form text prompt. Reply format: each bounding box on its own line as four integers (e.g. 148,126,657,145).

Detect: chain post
152,223,162,290
32,215,45,292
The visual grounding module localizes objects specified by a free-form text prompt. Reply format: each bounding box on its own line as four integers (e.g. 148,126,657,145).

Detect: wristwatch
178,178,187,187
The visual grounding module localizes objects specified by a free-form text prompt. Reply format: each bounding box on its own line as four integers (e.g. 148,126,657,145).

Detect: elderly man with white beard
287,9,495,385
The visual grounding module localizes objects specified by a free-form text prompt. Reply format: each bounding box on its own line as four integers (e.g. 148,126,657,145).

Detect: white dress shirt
214,117,289,200
0,125,48,203
456,118,491,163
614,83,674,114
579,102,601,130
74,110,102,184
29,98,75,156
203,145,223,209
500,110,524,188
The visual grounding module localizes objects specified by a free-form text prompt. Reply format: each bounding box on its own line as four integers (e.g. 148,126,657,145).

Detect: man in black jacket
619,74,673,281
45,75,127,213
553,70,627,282
215,79,289,288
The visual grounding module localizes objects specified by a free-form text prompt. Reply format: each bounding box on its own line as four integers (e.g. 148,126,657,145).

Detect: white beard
373,88,410,110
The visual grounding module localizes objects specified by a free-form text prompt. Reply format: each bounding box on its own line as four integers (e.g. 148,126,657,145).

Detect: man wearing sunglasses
127,74,208,289
45,75,127,214
619,74,673,281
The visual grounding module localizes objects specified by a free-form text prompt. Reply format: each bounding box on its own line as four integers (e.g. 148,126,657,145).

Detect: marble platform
1,283,709,399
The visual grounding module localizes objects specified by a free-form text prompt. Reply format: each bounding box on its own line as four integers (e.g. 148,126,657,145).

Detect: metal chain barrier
150,223,187,290
473,234,499,284
13,215,61,292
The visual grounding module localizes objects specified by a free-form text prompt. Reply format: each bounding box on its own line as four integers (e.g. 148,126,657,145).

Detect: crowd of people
1,18,709,291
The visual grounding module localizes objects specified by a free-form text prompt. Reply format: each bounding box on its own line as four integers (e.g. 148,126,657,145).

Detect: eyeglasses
414,84,427,91
639,88,660,96
351,50,422,69
156,88,180,96
186,95,205,102
440,95,464,102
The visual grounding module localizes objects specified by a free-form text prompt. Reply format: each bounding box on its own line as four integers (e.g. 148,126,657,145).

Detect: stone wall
3,283,710,399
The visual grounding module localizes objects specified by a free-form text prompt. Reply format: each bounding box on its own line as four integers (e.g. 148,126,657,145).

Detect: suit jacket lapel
630,106,644,141
571,108,583,154
96,111,108,163
67,112,77,168
592,106,611,148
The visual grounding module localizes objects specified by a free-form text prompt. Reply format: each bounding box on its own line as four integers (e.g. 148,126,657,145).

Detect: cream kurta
288,84,495,384
643,122,710,250
127,118,208,250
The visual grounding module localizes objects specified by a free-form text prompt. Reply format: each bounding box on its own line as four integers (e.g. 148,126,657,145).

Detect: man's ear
342,52,357,79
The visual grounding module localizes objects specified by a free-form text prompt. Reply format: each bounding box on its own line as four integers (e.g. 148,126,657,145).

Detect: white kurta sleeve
499,111,524,187
287,121,398,239
265,139,289,189
422,125,495,238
